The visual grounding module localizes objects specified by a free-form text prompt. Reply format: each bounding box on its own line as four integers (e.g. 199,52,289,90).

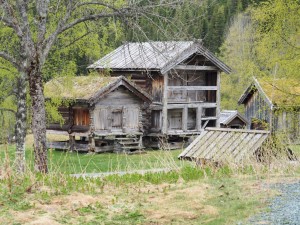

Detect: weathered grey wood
178,131,207,157
216,71,221,128
95,87,143,106
88,136,95,152
205,127,270,134
167,103,217,109
197,107,202,131
201,117,217,121
168,109,183,130
47,141,69,150
162,73,168,134
174,65,218,71
182,106,188,131
193,131,221,158
69,135,75,151
167,86,217,91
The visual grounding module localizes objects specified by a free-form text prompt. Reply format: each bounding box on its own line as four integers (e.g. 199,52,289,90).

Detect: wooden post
182,106,188,131
197,106,202,131
88,136,95,152
162,73,168,134
216,71,221,128
69,134,75,152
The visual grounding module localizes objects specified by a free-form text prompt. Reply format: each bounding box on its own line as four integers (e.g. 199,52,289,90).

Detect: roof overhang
238,77,274,109
88,76,152,105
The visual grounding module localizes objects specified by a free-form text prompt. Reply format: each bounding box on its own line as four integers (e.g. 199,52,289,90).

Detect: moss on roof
257,77,300,106
44,76,119,100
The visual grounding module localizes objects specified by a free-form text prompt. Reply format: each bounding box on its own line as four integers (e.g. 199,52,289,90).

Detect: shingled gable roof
238,77,300,108
44,76,152,104
87,41,231,74
220,110,248,126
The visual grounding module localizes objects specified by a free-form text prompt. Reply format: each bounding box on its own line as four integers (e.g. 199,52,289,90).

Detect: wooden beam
162,73,168,134
216,71,221,128
167,86,217,91
174,65,218,71
182,106,188,131
197,107,202,131
167,103,217,109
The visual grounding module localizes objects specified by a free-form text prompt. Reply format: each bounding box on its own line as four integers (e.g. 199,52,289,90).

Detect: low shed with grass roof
238,77,300,142
45,75,152,153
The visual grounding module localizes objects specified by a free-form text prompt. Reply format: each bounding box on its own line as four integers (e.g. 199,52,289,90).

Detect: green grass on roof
258,77,300,106
44,75,119,100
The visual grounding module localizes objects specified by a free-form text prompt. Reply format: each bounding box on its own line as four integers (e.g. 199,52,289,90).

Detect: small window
73,108,90,126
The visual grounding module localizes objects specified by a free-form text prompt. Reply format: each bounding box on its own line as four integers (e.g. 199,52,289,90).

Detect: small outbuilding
238,77,300,142
45,76,152,153
219,110,248,129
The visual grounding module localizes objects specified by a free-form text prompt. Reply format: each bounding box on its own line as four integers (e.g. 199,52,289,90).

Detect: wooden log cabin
46,40,231,152
238,77,300,143
45,76,152,152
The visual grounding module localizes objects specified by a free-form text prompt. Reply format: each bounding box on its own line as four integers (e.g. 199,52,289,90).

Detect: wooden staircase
114,135,145,153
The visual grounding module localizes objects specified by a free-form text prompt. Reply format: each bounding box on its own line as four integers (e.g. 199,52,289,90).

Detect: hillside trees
220,0,300,109
127,0,266,53
0,0,184,173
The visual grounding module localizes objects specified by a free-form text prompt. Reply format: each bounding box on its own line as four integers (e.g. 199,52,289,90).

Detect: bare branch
0,65,15,72
41,0,74,64
0,51,21,70
61,31,93,49
0,0,23,37
0,107,16,114
269,82,300,97
58,11,130,34
36,0,50,52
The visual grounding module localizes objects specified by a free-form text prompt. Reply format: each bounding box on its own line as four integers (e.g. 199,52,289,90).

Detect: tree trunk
15,72,27,173
28,64,48,173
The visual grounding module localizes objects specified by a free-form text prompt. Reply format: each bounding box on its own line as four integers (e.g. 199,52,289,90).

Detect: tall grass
0,134,299,212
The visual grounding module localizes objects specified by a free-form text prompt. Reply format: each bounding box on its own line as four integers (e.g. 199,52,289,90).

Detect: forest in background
0,0,299,141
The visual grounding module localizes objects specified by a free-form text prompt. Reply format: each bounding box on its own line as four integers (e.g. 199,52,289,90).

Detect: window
73,108,90,126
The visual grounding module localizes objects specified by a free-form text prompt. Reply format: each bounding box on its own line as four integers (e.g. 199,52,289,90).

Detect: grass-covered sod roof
44,76,119,100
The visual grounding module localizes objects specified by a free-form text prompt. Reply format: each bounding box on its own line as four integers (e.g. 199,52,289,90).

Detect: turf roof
257,77,300,106
44,76,119,100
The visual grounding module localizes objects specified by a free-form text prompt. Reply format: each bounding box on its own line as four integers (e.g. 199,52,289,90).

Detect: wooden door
111,109,123,131
168,109,182,130
123,106,140,132
94,107,111,131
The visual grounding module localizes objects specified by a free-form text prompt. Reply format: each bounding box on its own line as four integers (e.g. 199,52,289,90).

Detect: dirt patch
143,182,217,224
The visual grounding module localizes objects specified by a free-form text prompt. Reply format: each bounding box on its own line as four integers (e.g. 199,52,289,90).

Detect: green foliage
220,0,300,109
126,0,265,53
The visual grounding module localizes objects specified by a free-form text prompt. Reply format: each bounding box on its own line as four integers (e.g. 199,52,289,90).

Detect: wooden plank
234,134,264,162
232,133,255,159
162,73,168,134
201,117,217,121
197,107,202,131
178,131,208,158
188,131,215,158
167,86,217,91
211,132,243,161
205,127,270,134
202,131,228,159
47,141,69,150
182,106,188,131
206,131,235,160
193,131,222,158
174,65,218,71
216,71,221,128
219,132,248,162
167,103,217,109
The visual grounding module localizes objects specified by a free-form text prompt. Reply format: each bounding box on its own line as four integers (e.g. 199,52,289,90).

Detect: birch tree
0,0,182,173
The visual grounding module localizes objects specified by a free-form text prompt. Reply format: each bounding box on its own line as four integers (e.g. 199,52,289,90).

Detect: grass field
1,138,300,224
0,144,185,174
